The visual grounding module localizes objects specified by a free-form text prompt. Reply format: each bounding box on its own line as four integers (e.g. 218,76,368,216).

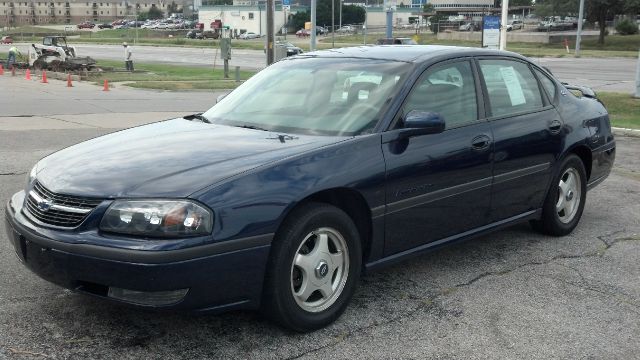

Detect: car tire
262,202,362,332
531,154,587,236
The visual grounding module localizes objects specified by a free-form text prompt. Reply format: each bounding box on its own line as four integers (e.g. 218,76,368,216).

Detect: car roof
298,45,526,63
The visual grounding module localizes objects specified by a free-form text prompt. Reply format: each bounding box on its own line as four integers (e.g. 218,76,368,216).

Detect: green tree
167,1,181,14
290,11,309,31
341,5,365,26
586,0,625,44
534,0,578,17
147,6,164,20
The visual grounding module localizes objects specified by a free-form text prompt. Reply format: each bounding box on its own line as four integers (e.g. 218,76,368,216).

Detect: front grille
23,181,104,227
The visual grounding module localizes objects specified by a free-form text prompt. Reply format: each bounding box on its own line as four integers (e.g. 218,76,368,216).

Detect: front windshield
203,57,410,136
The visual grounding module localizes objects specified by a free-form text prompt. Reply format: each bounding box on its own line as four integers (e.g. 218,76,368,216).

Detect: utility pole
499,0,509,50
266,0,274,65
339,0,342,31
385,0,392,39
331,0,335,47
635,48,640,98
310,0,317,51
575,0,585,57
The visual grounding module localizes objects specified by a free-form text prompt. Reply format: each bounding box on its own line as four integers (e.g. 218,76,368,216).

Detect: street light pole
310,0,316,51
339,0,342,31
331,0,335,47
499,0,509,50
266,0,274,65
575,0,585,57
635,48,640,98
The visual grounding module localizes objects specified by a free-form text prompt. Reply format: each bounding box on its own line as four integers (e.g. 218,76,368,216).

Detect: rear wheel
531,154,587,236
262,203,361,332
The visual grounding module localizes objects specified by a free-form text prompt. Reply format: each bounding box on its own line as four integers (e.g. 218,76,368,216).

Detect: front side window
479,59,543,117
203,58,409,136
403,60,478,129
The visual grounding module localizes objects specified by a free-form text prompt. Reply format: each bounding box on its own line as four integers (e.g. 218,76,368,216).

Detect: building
198,4,423,34
0,0,188,27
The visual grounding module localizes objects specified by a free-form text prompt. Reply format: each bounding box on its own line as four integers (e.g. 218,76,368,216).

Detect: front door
382,59,494,256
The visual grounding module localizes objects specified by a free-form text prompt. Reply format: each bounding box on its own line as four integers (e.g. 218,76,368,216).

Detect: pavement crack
41,115,101,129
454,231,640,289
0,171,26,176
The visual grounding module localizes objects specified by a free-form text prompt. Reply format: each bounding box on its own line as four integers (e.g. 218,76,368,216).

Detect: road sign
482,16,500,50
282,0,290,5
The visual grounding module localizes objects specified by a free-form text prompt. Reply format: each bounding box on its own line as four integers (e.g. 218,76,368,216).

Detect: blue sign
282,0,290,5
483,16,500,30
482,15,500,49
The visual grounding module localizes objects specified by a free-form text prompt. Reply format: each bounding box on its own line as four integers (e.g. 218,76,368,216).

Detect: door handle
549,120,562,133
471,135,491,151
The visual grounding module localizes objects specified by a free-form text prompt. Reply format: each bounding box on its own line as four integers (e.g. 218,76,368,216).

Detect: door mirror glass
402,110,445,135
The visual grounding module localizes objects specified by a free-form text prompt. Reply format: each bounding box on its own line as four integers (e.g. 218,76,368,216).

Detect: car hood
36,119,345,198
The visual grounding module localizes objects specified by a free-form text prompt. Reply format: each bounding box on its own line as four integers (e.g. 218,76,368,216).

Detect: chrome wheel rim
290,227,349,313
556,168,581,224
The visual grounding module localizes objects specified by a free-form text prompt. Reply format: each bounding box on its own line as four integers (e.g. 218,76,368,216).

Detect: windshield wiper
234,124,269,131
183,113,211,123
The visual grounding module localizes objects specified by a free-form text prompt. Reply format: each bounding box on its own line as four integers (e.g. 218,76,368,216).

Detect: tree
586,0,625,44
167,1,181,14
534,0,578,17
290,11,309,31
147,6,164,20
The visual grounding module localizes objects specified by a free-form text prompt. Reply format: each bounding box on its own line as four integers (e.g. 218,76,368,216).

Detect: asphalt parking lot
1,74,640,359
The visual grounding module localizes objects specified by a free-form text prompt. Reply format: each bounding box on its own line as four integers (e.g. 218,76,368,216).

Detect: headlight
100,200,213,238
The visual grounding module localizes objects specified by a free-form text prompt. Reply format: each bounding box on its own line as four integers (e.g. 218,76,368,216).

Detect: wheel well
296,188,373,262
570,146,592,181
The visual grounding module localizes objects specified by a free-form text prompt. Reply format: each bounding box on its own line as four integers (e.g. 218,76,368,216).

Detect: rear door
382,59,494,255
477,58,564,221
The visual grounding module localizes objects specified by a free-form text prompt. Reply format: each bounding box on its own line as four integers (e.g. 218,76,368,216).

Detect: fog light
107,287,188,306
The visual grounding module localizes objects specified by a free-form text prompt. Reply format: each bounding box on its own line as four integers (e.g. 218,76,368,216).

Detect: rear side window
533,68,557,101
479,59,543,117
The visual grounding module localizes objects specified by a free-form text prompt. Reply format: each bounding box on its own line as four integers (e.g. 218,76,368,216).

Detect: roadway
11,42,638,93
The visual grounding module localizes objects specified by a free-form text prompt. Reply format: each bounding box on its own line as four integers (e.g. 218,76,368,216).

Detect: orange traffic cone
0,64,4,76
102,79,109,91
41,70,48,83
67,73,73,87
25,68,31,80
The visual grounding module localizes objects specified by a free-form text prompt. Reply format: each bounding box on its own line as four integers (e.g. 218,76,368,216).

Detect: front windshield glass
203,57,410,136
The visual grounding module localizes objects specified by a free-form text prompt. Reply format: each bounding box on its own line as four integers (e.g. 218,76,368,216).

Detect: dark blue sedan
5,46,615,332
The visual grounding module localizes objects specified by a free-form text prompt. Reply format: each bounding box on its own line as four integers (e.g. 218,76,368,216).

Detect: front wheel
531,154,587,236
262,203,362,332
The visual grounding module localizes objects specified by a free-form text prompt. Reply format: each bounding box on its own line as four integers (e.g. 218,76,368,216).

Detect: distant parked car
296,29,311,37
1,36,13,44
507,20,523,31
376,37,418,45
459,22,479,31
277,41,303,56
239,32,260,39
97,23,113,29
77,22,95,29
336,25,355,34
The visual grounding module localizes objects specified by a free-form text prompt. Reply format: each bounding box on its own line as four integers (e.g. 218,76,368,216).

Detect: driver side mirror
401,110,445,137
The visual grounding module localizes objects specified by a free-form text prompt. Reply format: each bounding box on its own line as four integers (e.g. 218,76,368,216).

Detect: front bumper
5,191,272,312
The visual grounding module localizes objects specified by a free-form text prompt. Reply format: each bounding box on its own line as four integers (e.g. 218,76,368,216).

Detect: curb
612,127,640,138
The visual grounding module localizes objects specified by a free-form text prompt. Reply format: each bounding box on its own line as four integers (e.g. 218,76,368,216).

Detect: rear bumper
5,191,272,313
587,140,615,190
